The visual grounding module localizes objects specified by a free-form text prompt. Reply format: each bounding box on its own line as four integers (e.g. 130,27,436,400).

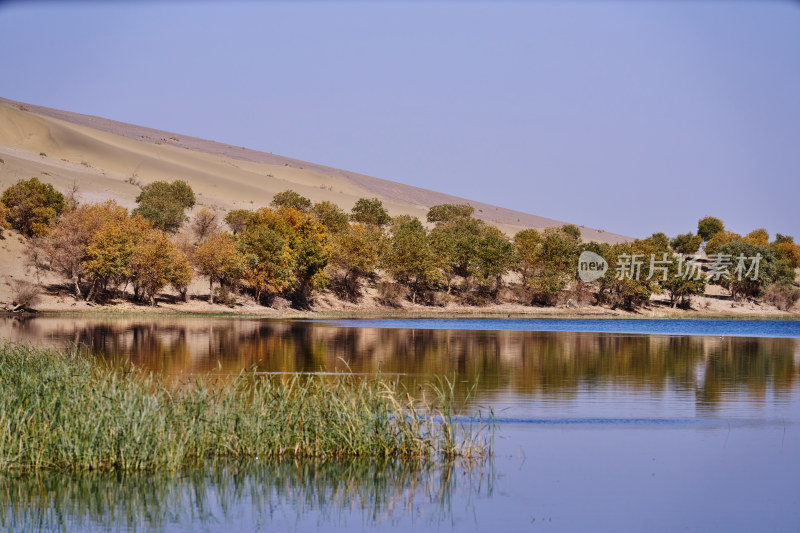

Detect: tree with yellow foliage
237,208,296,305
84,215,150,301
744,229,769,246
129,227,192,305
329,223,388,301
236,207,331,307
169,249,194,302
705,231,742,256
194,231,244,304
43,201,129,297
772,234,800,270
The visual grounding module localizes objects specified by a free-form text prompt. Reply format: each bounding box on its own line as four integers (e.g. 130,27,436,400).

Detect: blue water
2,317,799,532
325,318,800,337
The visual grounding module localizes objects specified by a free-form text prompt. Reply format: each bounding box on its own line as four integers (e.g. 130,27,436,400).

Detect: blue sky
0,1,798,239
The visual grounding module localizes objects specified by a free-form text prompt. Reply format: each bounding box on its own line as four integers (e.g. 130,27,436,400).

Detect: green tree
350,198,391,228
670,233,702,255
514,226,580,305
596,234,668,310
475,225,517,297
429,216,484,292
513,229,542,288
711,240,793,300
132,180,196,233
697,216,724,242
270,190,312,213
311,200,350,234
661,253,706,308
1,177,66,237
386,216,440,303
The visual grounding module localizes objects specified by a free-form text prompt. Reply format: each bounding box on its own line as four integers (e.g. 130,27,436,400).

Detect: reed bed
0,343,491,472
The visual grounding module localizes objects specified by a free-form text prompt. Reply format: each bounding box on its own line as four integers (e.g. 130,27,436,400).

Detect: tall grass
0,343,490,472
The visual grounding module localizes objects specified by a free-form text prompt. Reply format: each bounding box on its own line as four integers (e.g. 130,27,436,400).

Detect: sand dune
0,97,630,243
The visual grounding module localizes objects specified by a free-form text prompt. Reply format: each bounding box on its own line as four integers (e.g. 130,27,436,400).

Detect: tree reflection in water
1,317,797,411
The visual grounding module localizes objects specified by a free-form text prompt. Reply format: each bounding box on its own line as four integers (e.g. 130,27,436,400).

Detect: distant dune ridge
0,97,630,243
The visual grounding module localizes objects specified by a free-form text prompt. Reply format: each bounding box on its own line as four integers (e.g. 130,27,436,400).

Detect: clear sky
0,1,798,239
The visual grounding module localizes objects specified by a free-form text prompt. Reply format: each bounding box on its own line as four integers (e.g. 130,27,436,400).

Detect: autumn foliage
2,179,798,311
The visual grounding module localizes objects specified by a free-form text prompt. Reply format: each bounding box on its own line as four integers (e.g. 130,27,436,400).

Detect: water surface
1,316,798,532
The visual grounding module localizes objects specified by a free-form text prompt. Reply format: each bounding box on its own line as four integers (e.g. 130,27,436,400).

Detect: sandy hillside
0,97,630,243
1,98,796,316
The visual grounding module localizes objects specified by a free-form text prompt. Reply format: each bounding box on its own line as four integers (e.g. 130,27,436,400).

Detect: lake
1,317,799,532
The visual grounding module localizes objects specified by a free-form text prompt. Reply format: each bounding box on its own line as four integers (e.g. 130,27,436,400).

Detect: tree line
1,178,798,310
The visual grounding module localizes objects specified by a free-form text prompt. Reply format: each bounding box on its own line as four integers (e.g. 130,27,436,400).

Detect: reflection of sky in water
1,317,799,532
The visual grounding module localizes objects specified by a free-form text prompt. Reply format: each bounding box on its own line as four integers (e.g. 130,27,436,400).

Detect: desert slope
0,97,630,243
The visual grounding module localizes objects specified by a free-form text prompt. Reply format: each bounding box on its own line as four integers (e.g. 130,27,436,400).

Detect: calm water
1,317,799,532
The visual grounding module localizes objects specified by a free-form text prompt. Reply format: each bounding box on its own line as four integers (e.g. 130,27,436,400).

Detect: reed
0,343,490,472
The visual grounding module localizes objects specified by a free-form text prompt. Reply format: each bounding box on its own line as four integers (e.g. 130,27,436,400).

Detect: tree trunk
86,280,97,302
209,279,215,304
73,275,81,298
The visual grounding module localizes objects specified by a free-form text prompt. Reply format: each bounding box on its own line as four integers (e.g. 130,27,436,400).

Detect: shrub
764,284,800,311
190,208,218,242
10,279,42,310
377,281,405,307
